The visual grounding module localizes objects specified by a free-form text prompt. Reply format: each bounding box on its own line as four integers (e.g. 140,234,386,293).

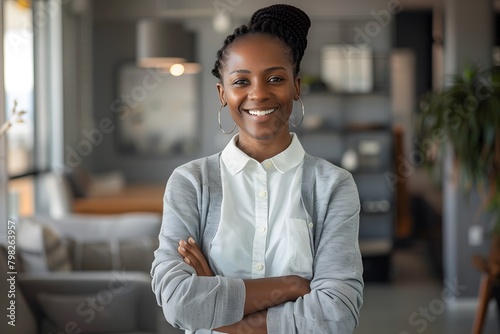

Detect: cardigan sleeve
267,169,364,333
150,165,246,331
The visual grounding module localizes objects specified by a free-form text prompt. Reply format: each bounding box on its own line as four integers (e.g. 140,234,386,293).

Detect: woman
151,4,363,333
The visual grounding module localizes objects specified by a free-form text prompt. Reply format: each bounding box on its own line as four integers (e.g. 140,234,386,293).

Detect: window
4,0,34,177
4,0,35,218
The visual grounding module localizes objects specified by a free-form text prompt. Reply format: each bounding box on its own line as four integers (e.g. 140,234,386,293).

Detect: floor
355,240,500,334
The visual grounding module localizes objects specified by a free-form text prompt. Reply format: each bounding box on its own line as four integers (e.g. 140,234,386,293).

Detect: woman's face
217,34,300,144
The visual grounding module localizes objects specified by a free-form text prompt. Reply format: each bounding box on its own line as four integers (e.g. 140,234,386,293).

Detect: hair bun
249,4,311,57
212,4,311,79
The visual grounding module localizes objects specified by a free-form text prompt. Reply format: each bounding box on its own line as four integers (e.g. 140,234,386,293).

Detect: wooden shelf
72,184,164,214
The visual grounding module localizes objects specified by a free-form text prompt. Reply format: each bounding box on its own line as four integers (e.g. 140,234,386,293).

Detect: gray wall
442,0,494,298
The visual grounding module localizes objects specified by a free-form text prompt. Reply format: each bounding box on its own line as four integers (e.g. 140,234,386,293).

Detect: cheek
227,91,244,106
226,95,243,115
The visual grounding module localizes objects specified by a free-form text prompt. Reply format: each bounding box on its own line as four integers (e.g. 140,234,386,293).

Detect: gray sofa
1,248,158,334
1,213,182,334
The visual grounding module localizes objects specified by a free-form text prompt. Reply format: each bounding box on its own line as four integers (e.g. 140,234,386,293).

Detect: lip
243,112,277,126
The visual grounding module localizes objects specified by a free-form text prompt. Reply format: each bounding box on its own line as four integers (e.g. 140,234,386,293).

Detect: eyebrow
229,66,287,75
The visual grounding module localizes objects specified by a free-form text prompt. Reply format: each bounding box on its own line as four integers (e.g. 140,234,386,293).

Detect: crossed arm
178,237,311,333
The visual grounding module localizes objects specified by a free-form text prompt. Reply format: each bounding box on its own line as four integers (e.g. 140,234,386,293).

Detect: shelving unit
293,17,396,281
297,90,395,282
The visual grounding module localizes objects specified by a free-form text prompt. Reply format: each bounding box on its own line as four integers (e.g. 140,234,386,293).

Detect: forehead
223,34,293,73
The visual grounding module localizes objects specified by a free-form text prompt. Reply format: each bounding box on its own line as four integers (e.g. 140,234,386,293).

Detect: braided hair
212,4,311,80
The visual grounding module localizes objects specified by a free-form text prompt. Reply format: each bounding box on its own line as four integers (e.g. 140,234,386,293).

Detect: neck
236,131,292,162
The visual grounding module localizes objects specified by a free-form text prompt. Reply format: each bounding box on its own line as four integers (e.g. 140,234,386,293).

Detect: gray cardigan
151,152,364,333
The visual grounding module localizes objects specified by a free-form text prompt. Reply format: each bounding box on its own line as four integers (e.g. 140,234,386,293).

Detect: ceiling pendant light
174,31,201,74
158,30,201,75
136,20,188,69
137,19,201,75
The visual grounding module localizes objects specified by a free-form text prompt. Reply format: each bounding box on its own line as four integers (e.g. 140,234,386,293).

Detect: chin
247,126,288,141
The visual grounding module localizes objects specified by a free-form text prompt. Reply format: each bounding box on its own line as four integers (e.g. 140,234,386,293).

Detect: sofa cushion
37,290,138,333
67,238,158,272
118,238,159,272
17,218,72,273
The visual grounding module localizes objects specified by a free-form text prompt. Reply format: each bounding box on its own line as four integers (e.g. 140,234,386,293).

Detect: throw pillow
17,217,72,273
67,239,115,271
119,238,158,272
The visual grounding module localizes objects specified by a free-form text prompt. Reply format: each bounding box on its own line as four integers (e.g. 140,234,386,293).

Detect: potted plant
416,64,500,233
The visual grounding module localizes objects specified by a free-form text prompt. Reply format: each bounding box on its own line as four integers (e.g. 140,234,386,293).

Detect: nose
248,80,270,101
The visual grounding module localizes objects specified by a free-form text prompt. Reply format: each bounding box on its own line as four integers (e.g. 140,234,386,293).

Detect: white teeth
248,109,275,116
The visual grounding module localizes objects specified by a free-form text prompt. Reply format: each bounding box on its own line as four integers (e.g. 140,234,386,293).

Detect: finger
178,244,189,257
180,251,204,275
178,240,197,258
186,238,214,276
179,239,198,258
183,254,199,268
178,240,191,258
183,252,206,275
179,238,214,276
178,246,202,270
178,244,200,268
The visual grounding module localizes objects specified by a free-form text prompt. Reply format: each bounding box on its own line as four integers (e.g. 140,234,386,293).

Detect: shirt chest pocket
286,218,313,279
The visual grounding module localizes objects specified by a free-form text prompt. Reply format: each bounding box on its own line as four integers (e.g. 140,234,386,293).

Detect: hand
178,237,214,276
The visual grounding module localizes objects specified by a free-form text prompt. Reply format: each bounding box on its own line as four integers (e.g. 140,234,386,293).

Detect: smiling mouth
247,108,275,116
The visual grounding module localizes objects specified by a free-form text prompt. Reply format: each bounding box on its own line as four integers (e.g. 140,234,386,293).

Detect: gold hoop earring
290,97,305,128
218,103,236,134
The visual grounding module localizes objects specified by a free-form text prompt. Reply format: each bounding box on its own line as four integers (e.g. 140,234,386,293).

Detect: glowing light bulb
170,63,185,76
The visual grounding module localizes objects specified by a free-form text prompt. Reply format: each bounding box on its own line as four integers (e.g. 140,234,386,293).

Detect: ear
293,76,301,100
216,82,226,105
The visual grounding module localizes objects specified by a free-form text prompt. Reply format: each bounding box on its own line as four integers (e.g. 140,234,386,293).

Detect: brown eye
269,76,283,83
232,79,249,85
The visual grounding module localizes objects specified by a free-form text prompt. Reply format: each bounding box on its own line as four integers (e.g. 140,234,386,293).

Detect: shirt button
257,226,267,233
258,191,267,198
308,222,314,228
256,263,264,271
264,161,272,168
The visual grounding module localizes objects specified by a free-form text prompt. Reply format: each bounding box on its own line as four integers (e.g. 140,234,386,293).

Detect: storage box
321,44,373,93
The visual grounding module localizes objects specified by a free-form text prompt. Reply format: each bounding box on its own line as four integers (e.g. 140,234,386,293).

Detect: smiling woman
151,4,363,334
216,34,299,158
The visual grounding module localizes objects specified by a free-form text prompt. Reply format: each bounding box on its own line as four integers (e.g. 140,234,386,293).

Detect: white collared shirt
210,133,313,280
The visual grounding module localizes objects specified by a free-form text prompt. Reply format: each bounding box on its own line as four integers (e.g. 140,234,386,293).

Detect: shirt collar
221,133,305,175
